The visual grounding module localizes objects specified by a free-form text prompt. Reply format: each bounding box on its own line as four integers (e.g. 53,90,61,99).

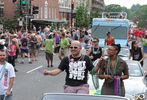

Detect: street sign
25,15,34,19
21,1,29,4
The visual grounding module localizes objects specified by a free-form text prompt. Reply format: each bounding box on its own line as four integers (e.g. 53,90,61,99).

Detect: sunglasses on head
70,46,79,49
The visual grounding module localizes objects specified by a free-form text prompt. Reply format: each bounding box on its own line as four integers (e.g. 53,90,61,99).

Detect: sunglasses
70,46,79,49
92,41,98,43
107,48,116,52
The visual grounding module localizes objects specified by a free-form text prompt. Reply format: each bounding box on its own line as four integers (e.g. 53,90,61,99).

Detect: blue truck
92,12,129,47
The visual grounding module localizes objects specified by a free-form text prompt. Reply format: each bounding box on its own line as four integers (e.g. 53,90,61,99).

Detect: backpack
22,38,28,47
74,34,78,40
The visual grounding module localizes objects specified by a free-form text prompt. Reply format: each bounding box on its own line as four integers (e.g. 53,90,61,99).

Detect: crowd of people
0,25,146,100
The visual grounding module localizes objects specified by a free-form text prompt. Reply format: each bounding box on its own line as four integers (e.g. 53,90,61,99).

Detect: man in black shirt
44,41,98,94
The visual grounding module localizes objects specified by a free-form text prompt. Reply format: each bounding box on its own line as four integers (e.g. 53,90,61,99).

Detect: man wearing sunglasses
44,41,96,94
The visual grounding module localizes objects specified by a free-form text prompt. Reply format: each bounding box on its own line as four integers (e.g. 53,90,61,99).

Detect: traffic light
20,0,27,16
71,2,74,10
33,6,39,14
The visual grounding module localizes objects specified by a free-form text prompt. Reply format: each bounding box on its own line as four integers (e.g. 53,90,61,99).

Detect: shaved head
71,41,81,48
70,41,82,57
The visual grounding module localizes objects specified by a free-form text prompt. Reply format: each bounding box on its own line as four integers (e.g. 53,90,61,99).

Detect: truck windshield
92,26,128,39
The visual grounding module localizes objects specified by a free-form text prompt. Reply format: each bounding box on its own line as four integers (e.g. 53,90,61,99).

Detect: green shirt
45,39,54,54
60,38,69,48
142,38,147,46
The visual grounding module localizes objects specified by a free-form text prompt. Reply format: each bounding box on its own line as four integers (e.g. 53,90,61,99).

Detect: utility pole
71,0,74,34
28,0,31,30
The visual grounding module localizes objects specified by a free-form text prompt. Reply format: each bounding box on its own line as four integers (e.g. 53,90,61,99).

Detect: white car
88,60,147,97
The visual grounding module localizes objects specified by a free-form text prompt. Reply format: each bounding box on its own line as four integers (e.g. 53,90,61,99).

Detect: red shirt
105,37,114,46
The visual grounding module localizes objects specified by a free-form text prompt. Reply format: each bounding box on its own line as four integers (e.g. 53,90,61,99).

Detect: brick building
4,0,16,18
32,0,59,20
3,0,104,26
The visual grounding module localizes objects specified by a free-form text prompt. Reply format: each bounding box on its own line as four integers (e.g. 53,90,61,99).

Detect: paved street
12,49,147,100
13,51,66,100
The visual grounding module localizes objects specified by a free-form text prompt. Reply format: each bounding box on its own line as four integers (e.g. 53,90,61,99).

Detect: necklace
0,62,6,81
70,54,84,62
107,57,119,78
92,47,100,54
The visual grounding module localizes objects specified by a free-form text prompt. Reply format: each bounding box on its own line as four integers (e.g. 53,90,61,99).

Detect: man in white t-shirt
0,50,15,100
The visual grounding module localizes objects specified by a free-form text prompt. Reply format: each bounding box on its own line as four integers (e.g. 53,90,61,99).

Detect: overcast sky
104,0,147,8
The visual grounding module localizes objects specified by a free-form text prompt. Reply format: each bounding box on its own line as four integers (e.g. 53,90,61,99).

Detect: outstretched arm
44,68,62,76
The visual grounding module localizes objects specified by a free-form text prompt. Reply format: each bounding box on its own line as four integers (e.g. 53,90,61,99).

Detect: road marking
26,65,43,74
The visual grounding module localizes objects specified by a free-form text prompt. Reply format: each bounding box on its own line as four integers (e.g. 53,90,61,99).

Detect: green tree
75,4,90,28
138,5,147,28
14,0,21,19
104,4,122,12
131,4,141,12
89,8,100,25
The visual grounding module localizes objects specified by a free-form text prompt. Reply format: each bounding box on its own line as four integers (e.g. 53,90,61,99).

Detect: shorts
36,44,41,49
59,48,68,57
64,84,89,94
143,46,147,53
46,52,53,60
30,49,37,56
0,92,12,100
21,49,29,53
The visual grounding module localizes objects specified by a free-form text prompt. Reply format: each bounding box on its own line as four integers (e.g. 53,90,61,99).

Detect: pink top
8,44,16,56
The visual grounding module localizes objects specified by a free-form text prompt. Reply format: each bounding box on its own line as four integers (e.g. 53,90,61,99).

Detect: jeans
0,92,12,100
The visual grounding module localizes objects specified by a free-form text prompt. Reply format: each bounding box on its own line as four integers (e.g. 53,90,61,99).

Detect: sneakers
53,53,56,55
51,65,54,67
29,61,32,64
20,61,24,64
15,69,18,72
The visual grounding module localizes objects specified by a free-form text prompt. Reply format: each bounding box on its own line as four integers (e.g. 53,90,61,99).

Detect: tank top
106,38,113,46
90,47,102,61
131,47,143,66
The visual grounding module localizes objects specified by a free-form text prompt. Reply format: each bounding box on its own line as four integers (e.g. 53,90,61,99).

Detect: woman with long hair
129,41,144,66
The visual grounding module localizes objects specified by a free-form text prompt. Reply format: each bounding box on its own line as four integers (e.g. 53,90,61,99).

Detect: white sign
0,24,3,29
19,20,23,26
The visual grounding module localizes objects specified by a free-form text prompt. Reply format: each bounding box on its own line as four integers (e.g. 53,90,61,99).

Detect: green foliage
131,4,141,12
14,0,21,18
104,4,147,28
138,5,147,28
89,8,100,25
75,4,90,28
104,4,122,12
0,17,19,31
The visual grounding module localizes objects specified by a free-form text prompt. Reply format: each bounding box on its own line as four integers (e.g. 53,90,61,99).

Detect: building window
41,7,43,19
44,1,48,19
0,7,3,17
49,8,51,18
52,8,54,19
55,8,56,19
